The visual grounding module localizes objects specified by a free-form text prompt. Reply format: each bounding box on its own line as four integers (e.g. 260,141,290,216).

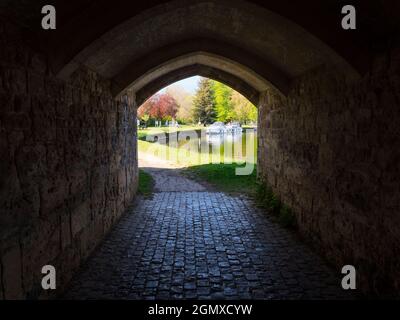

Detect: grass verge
138,126,203,140
138,170,154,197
185,163,258,197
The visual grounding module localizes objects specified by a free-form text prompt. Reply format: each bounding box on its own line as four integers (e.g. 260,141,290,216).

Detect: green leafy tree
213,81,235,122
192,78,216,125
231,91,258,124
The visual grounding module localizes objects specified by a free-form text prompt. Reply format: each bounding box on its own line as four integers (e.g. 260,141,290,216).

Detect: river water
143,128,258,165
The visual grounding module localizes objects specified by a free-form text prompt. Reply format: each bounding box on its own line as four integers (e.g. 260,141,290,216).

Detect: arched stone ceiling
10,0,399,82
18,0,399,101
111,39,291,97
59,0,358,75
114,51,280,99
134,64,261,106
51,0,362,99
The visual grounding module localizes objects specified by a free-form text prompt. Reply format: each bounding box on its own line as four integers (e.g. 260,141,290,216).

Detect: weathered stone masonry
0,23,138,299
258,49,400,295
1,1,399,299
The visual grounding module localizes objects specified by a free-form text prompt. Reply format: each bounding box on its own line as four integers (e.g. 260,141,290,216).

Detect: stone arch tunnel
0,0,399,299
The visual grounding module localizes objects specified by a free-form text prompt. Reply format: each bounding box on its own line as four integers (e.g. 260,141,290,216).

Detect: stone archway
0,0,399,299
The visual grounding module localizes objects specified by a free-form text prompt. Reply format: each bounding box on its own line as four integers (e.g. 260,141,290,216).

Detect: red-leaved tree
138,93,179,120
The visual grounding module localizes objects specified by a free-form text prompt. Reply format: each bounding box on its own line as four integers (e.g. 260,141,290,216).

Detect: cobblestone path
63,156,352,300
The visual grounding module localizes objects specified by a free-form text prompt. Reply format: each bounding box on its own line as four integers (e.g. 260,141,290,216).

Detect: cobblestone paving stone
64,156,353,300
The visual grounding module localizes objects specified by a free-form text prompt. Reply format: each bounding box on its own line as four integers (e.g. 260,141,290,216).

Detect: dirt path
139,153,206,192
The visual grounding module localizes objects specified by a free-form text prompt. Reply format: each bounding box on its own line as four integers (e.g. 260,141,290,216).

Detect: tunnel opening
136,76,259,196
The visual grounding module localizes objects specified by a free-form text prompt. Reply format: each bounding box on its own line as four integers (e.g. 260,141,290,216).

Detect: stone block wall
258,48,400,295
0,23,138,299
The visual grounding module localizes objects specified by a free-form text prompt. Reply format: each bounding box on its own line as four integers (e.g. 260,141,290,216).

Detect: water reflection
206,131,243,145
148,129,257,164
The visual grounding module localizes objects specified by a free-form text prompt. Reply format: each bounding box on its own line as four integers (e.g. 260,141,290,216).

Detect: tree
141,114,150,127
192,78,216,125
137,98,153,119
137,93,179,121
213,81,235,122
231,91,258,124
166,86,194,124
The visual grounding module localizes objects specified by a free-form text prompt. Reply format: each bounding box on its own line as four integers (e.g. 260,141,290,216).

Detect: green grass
138,131,148,141
185,164,258,196
138,170,154,197
138,125,203,140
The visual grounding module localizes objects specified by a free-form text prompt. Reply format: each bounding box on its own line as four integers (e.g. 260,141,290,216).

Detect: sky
160,76,200,94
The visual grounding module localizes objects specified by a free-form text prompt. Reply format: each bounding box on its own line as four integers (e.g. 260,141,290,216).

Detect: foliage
192,78,216,125
204,80,258,124
140,113,150,127
138,93,179,121
139,77,258,125
137,131,147,141
213,81,235,122
166,86,194,123
138,170,154,197
231,91,258,124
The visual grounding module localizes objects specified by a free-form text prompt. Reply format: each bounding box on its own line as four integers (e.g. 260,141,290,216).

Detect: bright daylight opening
137,76,258,196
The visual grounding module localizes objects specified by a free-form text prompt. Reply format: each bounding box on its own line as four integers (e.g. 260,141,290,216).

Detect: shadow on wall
0,22,139,298
257,59,400,296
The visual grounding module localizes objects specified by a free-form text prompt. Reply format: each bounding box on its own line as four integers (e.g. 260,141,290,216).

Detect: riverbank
138,150,258,198
184,163,258,197
138,125,259,197
138,125,203,140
